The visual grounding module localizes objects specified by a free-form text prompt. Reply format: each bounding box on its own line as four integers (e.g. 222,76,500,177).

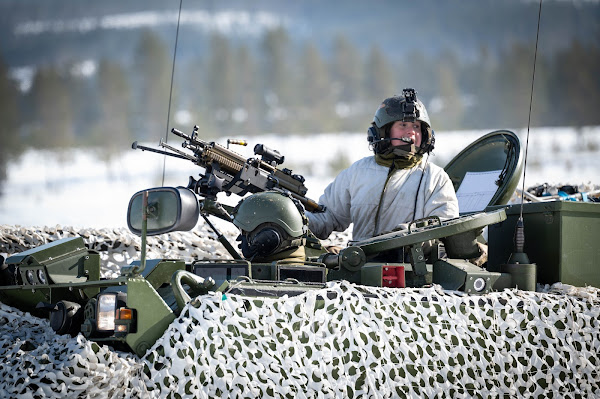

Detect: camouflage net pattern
0,302,147,398
144,281,600,398
0,224,350,279
1,225,599,398
0,224,233,279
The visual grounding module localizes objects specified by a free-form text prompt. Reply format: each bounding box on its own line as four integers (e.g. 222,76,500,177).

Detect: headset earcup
367,125,378,143
420,126,435,153
427,129,435,152
246,228,282,258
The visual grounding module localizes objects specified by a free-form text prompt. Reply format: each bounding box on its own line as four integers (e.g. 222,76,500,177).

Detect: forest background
0,0,599,195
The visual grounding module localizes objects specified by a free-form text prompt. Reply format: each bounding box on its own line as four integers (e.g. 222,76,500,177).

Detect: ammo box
486,201,600,288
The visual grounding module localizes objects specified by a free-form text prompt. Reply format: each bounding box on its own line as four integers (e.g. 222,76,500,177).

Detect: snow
1,126,598,229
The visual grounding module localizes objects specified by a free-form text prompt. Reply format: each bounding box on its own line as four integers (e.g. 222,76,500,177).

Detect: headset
237,225,283,259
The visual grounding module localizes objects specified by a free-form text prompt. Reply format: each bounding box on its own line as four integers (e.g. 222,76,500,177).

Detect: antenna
518,0,543,219
161,0,184,186
504,0,543,291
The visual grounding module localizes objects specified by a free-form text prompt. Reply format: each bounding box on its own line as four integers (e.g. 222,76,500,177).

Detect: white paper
455,170,502,213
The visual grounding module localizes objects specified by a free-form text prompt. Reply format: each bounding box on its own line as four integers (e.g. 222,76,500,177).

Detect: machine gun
132,125,324,213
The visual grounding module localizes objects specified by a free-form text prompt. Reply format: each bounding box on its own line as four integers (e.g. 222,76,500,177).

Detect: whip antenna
161,0,184,186
503,0,542,291
518,0,542,219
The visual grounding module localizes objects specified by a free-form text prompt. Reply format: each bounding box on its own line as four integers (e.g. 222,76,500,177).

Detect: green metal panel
354,209,506,256
6,236,84,265
127,259,185,290
6,236,97,284
124,278,176,357
487,201,600,287
433,259,501,294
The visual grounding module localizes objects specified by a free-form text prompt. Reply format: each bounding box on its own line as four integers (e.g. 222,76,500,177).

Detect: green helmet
232,191,307,260
367,88,435,155
233,191,305,236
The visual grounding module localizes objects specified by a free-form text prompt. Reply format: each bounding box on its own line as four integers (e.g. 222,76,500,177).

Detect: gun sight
254,144,284,165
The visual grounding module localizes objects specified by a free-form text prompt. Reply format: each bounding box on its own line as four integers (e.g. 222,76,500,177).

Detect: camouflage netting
143,281,600,398
1,282,598,398
0,224,350,279
0,302,147,398
1,226,599,398
0,224,237,279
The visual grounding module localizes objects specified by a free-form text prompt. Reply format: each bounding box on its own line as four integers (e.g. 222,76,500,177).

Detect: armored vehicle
1,126,598,357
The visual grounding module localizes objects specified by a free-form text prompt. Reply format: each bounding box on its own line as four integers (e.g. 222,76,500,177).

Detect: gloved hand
469,242,488,267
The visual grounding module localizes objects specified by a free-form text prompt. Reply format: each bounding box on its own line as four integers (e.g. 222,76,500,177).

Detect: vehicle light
114,307,136,336
26,269,35,285
97,294,117,331
116,308,133,320
37,270,47,284
473,277,486,292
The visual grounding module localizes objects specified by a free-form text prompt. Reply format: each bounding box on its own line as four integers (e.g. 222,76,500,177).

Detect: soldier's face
389,120,422,147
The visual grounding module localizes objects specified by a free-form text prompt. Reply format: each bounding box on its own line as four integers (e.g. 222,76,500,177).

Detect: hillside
1,0,598,68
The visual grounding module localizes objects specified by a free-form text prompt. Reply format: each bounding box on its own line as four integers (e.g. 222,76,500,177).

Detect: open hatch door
444,130,523,214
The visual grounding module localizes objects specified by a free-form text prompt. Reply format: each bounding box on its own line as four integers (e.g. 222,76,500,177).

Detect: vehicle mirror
127,187,199,236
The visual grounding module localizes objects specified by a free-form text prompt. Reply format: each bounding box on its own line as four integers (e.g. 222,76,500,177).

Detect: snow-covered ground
1,126,598,229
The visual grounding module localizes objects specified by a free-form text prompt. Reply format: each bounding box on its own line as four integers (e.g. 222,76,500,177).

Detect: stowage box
486,201,600,288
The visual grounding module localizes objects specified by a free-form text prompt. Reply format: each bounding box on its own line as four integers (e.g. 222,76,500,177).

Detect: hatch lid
444,130,523,214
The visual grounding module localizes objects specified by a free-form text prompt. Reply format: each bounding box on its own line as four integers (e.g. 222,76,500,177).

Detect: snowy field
1,126,599,229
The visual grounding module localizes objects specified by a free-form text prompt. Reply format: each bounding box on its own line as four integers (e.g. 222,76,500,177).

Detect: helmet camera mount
400,88,419,122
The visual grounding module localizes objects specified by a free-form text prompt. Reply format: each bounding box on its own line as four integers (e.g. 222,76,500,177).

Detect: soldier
232,191,308,263
307,89,460,259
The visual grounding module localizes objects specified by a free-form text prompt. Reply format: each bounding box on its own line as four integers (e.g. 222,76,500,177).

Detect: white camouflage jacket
307,156,459,241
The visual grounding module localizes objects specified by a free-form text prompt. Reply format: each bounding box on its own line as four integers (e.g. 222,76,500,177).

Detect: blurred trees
92,59,133,155
297,43,334,133
261,27,294,133
363,45,396,104
0,59,21,192
28,66,76,149
133,30,172,141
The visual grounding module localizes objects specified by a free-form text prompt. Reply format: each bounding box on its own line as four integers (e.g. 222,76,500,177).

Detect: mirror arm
129,191,150,276
201,214,243,260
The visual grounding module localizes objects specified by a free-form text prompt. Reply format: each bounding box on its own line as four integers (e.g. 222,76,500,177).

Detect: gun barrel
290,192,324,213
170,128,190,140
132,141,190,161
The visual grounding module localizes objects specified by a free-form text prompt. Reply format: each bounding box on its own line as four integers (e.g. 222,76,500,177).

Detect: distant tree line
0,27,599,170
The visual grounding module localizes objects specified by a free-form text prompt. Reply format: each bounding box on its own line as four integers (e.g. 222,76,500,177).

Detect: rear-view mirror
127,187,199,236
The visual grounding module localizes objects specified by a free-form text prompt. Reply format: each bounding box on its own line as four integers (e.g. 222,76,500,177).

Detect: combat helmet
367,88,435,156
232,191,307,260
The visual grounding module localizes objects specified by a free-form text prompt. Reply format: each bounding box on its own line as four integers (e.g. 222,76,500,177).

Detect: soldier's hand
468,242,488,267
326,245,343,255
